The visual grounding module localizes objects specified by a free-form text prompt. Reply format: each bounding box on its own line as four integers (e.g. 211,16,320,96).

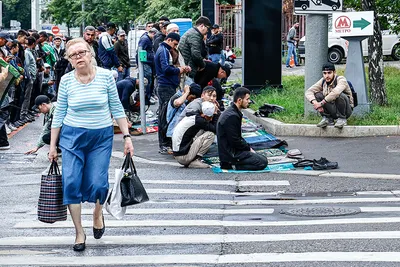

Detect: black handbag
120,153,149,207
37,160,67,223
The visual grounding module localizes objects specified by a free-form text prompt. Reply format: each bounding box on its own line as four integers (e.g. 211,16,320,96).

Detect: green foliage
251,67,400,126
2,0,31,29
344,0,400,33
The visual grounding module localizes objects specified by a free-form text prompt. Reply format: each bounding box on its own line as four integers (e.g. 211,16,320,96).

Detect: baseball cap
97,26,106,32
32,95,50,111
118,30,126,36
106,22,116,29
201,101,215,117
220,64,231,78
44,63,51,68
149,28,158,33
322,62,335,71
162,21,171,28
166,32,180,42
0,31,13,42
212,24,220,29
189,83,202,98
203,86,216,93
53,36,62,40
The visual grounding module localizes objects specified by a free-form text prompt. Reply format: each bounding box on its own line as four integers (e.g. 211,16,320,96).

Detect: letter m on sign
335,16,351,29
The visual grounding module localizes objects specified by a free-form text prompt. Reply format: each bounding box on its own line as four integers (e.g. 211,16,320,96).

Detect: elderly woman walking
48,38,134,252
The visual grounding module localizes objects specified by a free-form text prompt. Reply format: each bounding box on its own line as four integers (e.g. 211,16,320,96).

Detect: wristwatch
123,134,131,140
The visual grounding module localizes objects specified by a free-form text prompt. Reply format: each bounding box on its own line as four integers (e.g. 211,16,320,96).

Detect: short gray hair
84,26,96,32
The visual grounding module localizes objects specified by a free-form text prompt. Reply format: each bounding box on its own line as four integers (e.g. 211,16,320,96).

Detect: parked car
298,30,400,64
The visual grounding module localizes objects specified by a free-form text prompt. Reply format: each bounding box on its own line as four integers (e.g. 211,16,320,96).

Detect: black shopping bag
37,161,67,223
120,153,149,207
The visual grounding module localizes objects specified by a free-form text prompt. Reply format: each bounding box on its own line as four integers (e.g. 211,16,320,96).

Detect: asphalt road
0,113,400,266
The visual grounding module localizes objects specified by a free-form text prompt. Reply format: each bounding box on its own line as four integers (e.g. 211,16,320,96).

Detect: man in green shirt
38,31,57,67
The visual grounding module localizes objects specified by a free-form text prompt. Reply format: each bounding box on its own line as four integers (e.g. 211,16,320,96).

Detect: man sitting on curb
217,87,268,170
172,101,219,168
25,95,57,155
305,62,354,129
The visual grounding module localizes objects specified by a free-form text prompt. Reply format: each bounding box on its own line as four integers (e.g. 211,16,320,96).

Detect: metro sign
332,11,374,37
335,16,351,34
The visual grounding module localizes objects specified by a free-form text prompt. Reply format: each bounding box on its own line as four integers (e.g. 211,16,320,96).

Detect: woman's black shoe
93,214,105,239
73,234,86,252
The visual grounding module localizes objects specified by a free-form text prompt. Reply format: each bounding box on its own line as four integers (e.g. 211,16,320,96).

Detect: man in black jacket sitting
217,87,268,170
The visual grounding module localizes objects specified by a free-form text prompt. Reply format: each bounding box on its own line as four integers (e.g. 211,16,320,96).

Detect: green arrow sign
353,18,371,30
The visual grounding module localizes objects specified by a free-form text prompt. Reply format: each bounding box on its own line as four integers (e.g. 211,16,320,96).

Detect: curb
242,109,399,138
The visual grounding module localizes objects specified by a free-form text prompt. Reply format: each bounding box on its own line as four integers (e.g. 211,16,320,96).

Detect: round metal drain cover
283,206,361,217
387,144,400,152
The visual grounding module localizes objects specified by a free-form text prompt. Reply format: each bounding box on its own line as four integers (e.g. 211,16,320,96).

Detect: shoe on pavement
5,125,11,135
6,123,17,131
0,143,10,150
159,146,173,155
145,110,154,117
286,65,292,68
317,116,334,128
334,118,347,129
188,159,210,169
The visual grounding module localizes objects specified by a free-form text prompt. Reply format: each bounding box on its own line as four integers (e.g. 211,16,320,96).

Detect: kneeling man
305,62,354,129
217,87,268,170
172,101,219,168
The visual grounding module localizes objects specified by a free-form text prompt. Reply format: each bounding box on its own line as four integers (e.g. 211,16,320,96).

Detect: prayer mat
211,163,295,173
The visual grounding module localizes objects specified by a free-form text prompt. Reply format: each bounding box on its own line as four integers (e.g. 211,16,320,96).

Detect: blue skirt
59,125,114,205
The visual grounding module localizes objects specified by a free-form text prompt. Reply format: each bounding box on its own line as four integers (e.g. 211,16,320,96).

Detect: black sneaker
312,158,338,170
0,143,10,150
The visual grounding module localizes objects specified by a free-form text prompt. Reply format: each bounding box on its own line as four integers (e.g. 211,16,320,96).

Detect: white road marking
3,231,400,246
76,208,275,215
3,252,400,265
13,217,400,229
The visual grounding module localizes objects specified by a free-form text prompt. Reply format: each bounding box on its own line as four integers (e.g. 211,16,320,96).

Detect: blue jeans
117,67,131,82
209,54,221,64
286,42,299,67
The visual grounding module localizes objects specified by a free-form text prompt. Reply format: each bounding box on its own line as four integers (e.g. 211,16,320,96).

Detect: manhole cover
387,144,400,152
282,206,361,217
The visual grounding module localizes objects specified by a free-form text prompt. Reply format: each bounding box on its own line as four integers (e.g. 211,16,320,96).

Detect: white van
298,31,400,64
127,29,147,60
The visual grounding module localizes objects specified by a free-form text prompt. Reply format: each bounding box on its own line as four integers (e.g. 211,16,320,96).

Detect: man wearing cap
179,16,212,79
98,22,123,71
166,24,180,34
25,95,57,155
0,31,13,60
155,32,191,153
137,27,157,104
207,24,224,64
114,30,130,82
153,21,171,53
172,101,218,168
41,63,55,98
305,62,353,129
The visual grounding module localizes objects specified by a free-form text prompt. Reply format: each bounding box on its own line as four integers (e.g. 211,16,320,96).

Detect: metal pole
82,0,85,30
138,47,147,134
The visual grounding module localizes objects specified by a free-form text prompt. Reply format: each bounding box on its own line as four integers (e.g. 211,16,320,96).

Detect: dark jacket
207,33,223,55
153,32,166,53
178,27,206,78
114,40,131,68
217,103,251,163
98,33,121,69
194,61,220,89
154,42,180,88
91,41,102,67
136,32,155,65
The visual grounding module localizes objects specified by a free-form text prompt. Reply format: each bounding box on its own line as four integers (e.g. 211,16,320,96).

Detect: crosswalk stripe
144,189,278,195
360,207,400,212
13,216,400,229
2,252,400,265
2,231,400,246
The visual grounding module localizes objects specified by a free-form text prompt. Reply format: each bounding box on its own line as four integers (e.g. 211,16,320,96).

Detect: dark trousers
157,85,176,149
0,109,9,146
221,151,268,171
315,92,352,119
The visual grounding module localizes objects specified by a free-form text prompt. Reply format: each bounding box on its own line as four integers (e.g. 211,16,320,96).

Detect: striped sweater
52,67,126,129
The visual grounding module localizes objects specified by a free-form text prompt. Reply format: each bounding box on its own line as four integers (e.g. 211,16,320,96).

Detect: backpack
322,77,358,107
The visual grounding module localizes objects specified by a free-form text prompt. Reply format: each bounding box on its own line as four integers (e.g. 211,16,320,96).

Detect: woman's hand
48,146,58,162
124,137,134,156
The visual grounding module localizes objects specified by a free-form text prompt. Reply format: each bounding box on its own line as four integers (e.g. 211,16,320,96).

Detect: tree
344,0,390,105
2,0,31,29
